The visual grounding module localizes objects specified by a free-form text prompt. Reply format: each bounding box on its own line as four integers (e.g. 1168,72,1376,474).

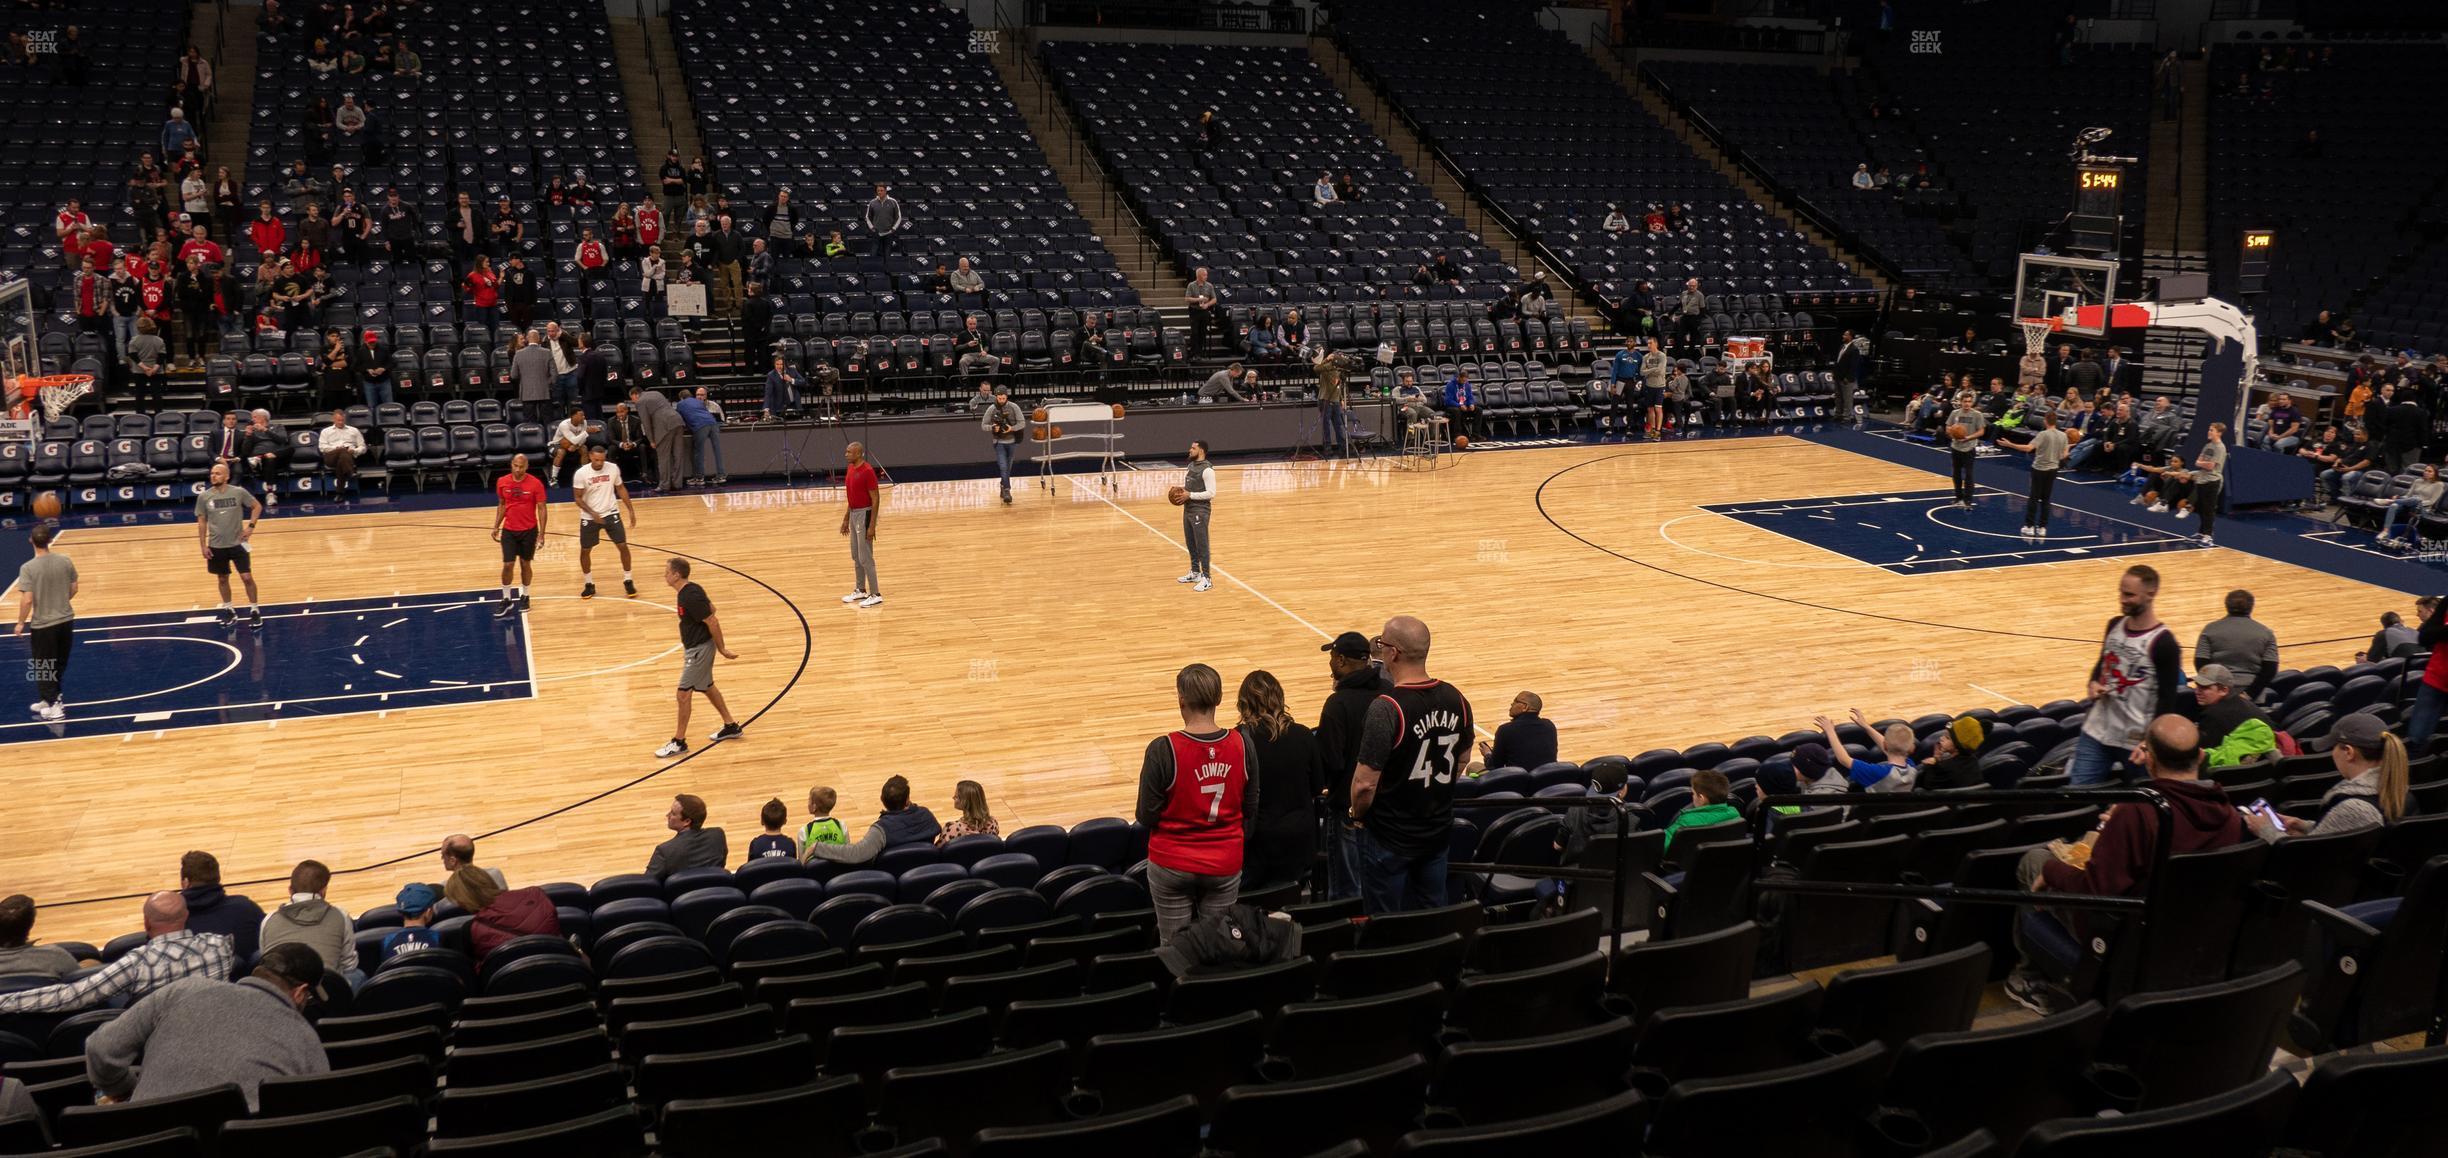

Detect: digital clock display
2243,231,2273,249
2079,169,2120,191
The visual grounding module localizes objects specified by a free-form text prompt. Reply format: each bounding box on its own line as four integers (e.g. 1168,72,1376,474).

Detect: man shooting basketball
570,445,638,600
656,556,741,759
195,463,263,629
491,453,547,618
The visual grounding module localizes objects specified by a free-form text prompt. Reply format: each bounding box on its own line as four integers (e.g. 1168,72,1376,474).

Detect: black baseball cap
1322,632,1370,660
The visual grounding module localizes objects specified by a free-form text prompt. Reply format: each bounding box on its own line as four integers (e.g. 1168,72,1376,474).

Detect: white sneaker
1177,572,1200,583
27,701,45,715
38,702,64,722
2129,494,2148,505
2147,502,2168,513
2197,535,2215,547
841,592,866,604
654,738,687,758
859,594,883,608
1193,577,1213,592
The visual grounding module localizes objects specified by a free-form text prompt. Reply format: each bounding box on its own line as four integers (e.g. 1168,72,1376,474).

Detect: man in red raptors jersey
491,453,548,618
1136,663,1259,943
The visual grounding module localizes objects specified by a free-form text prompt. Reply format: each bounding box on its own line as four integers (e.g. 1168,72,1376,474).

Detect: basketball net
2018,318,2054,354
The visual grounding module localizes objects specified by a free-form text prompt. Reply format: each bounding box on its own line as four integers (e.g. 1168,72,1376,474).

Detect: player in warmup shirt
2072,564,2183,786
194,462,263,629
13,525,76,722
1136,663,1257,943
1179,440,1216,591
657,557,742,758
840,441,883,608
1346,615,1472,915
569,445,638,599
491,453,548,618
548,406,598,486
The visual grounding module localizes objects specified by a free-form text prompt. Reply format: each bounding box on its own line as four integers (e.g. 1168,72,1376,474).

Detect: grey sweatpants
848,508,877,594
1148,861,1239,944
1183,504,1211,576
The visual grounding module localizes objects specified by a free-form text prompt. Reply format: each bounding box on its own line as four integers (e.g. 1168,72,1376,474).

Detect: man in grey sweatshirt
863,182,903,263
1181,440,1216,592
258,859,360,984
980,386,1024,505
85,943,328,1111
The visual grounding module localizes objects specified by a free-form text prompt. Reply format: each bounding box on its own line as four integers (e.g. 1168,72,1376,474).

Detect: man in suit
629,384,688,493
604,402,648,484
2100,348,2132,395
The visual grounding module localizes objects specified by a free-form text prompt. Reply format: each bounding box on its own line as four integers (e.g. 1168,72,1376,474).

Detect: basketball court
0,433,2403,942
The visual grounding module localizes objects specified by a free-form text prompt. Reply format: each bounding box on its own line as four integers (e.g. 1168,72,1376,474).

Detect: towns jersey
1369,681,1473,856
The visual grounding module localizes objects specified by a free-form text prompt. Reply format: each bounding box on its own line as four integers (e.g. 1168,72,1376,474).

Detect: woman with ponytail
2248,712,2415,841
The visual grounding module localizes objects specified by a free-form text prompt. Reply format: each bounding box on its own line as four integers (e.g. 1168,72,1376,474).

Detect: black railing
1026,0,1307,34
1445,795,1642,958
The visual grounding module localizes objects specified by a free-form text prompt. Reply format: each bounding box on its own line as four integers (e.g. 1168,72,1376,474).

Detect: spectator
764,355,804,422
745,241,772,292
508,331,553,424
658,150,687,220
2319,418,2379,504
1675,278,1705,349
2377,464,2444,548
0,892,233,1016
746,799,798,861
2247,713,2413,842
461,254,500,331
1139,663,1258,942
1920,716,1988,790
2019,341,2047,391
577,332,611,413
2192,664,2275,769
1346,616,1470,914
1235,670,1323,890
1312,170,1338,206
954,315,997,382
1334,171,1358,202
392,38,421,77
1662,769,1741,851
1193,108,1225,150
376,187,417,261
1276,308,1307,354
377,884,441,962
1850,163,1875,190
2262,392,2305,452
445,867,560,964
2382,389,2428,474
1185,268,1223,355
1201,362,1251,404
2072,565,2182,786
1478,690,1556,771
647,793,729,874
1815,710,1918,791
709,214,746,313
258,859,359,984
948,257,985,301
124,316,168,412
2193,589,2278,701
799,787,846,850
2408,597,2448,751
678,385,728,486
863,181,904,262
439,834,505,889
804,776,945,864
1546,760,1633,891
605,402,648,483
936,780,1000,845
179,850,265,973
161,107,198,165
0,894,82,979
631,383,687,493
317,407,364,499
85,942,328,1112
1316,631,1390,901
2007,715,2241,1014
1442,367,1481,443
1247,312,1281,360
925,263,952,294
1430,254,1460,285
486,196,524,260
2360,602,2426,663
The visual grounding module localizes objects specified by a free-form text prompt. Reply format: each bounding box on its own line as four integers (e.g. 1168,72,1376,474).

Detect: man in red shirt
573,227,608,324
1135,662,1256,943
55,200,89,267
175,223,222,268
491,453,549,618
839,441,883,608
246,201,285,260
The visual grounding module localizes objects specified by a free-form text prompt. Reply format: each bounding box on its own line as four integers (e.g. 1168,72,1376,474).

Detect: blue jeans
1349,824,1448,915
362,377,395,410
552,370,581,413
2379,497,2424,539
2321,469,2362,499
2066,439,2100,471
2407,681,2447,753
1320,399,1348,454
690,425,725,478
2067,733,2131,787
111,314,137,355
1326,822,1359,901
993,441,1013,494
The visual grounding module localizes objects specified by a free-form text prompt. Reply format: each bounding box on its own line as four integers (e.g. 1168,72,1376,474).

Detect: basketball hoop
2017,318,2054,354
13,373,91,422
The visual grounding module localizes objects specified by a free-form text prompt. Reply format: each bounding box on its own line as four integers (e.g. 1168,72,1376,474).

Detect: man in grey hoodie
85,942,328,1111
258,859,360,985
863,182,903,264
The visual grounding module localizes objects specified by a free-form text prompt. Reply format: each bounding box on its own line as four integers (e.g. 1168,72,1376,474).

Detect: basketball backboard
2012,253,2120,341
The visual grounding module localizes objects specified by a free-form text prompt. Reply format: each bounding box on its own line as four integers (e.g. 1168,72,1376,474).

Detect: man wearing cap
1478,691,1556,772
379,885,442,962
2193,664,2275,769
1791,742,1849,795
1316,630,1390,900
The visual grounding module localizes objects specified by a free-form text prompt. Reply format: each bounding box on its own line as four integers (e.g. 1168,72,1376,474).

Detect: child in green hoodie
1663,769,1744,852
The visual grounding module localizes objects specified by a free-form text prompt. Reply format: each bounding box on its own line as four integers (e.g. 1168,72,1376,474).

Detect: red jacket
2039,777,2242,897
464,268,500,308
469,887,562,962
248,217,286,257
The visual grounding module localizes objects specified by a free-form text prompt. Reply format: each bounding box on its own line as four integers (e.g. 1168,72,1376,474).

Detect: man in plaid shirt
0,893,233,1015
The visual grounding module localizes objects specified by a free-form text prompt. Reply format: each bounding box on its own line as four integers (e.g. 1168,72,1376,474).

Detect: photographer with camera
1313,346,1354,458
981,384,1025,505
764,354,805,423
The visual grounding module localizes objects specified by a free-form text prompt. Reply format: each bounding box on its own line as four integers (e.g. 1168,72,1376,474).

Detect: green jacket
2203,717,2277,769
1663,802,1743,852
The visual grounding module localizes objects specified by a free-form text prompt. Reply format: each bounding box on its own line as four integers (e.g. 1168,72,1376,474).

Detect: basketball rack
1034,401,1124,491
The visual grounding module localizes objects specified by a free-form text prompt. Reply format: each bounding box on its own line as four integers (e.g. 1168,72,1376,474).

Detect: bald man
1478,690,1555,771
1344,615,1474,914
0,892,235,1015
840,441,882,608
2004,714,2245,1015
439,833,507,889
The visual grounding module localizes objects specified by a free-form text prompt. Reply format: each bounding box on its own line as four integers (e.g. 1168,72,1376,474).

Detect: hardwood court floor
10,436,2401,943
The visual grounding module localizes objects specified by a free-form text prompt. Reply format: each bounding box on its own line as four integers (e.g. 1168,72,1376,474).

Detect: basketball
1946,423,1970,441
1031,407,1049,422
31,493,61,519
1048,425,1064,440
1111,403,1126,418
1168,486,1187,506
1454,435,1470,450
